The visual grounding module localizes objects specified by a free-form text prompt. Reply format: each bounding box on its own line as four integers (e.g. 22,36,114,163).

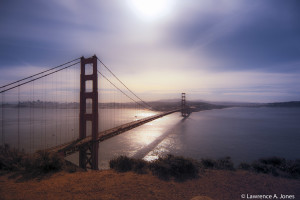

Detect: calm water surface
1,108,157,153
83,107,300,169
2,106,299,168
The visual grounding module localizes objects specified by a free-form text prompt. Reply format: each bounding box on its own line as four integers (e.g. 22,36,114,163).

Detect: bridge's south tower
79,55,99,170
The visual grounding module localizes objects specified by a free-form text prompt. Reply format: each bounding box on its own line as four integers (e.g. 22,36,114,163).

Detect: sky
0,0,300,102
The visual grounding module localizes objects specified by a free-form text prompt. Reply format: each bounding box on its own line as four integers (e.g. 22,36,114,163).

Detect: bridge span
1,55,189,170
47,109,181,156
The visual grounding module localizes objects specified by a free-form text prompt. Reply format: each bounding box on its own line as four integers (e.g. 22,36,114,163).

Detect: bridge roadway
47,109,181,156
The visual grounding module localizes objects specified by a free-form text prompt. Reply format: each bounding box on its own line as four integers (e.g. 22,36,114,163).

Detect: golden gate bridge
0,55,190,170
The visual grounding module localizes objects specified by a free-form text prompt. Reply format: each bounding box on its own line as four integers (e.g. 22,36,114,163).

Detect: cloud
166,0,300,72
1,0,300,102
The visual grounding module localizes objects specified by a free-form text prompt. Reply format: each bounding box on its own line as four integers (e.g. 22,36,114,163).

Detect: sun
128,0,173,21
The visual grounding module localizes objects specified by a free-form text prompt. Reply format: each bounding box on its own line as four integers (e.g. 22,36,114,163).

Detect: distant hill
266,101,300,107
148,100,227,112
206,101,266,107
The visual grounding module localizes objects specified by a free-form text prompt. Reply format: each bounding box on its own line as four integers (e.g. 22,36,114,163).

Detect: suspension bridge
0,55,190,170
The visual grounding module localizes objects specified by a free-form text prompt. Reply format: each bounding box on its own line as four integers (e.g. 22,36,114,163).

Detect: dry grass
0,169,299,200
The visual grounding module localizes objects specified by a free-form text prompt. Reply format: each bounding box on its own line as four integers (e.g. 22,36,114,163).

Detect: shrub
109,155,300,180
238,162,251,170
246,157,300,179
259,157,286,167
0,144,65,173
200,157,235,170
109,155,199,180
23,151,65,172
0,144,25,171
109,156,149,173
283,160,300,178
149,160,171,179
236,157,300,179
37,151,65,172
149,155,199,180
216,157,235,170
109,156,135,172
200,158,217,169
132,159,148,174
251,161,273,174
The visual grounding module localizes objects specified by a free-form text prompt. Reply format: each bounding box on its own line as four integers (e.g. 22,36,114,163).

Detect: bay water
1,106,299,168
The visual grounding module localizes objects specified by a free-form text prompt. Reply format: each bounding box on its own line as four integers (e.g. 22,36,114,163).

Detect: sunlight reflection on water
68,107,300,169
96,112,182,169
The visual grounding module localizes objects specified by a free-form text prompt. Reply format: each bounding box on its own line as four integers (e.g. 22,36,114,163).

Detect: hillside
0,169,299,200
266,101,300,107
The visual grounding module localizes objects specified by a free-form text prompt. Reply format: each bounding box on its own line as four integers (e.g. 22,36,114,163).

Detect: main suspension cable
97,70,147,109
0,57,81,89
0,61,80,93
97,57,154,111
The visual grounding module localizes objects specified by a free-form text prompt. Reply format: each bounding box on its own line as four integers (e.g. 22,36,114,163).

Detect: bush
238,162,251,170
216,157,235,170
259,157,286,167
245,157,300,179
109,156,135,172
283,160,300,178
109,155,199,180
109,155,300,180
149,155,199,180
0,144,65,173
149,160,171,179
132,159,148,174
109,156,148,173
200,158,217,169
23,151,65,172
0,144,25,171
35,151,65,172
251,161,272,174
200,157,235,170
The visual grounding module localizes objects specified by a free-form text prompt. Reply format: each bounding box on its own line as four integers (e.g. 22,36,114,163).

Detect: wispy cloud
0,0,299,102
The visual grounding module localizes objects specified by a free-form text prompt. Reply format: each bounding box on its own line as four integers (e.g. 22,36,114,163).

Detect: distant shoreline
1,100,300,110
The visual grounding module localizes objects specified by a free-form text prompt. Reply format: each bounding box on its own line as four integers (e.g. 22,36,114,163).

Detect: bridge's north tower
181,93,189,117
79,55,99,170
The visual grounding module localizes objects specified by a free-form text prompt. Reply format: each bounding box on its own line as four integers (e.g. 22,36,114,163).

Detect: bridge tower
181,93,188,117
79,55,99,170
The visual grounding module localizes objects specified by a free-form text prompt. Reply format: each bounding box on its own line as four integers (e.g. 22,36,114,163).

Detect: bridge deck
47,109,180,156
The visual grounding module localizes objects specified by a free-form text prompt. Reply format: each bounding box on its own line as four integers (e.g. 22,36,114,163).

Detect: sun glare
128,0,173,21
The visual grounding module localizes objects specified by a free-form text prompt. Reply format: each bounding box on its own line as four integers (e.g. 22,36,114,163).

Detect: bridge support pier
79,55,99,170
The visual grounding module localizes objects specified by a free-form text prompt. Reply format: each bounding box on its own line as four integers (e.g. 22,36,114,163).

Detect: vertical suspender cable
65,68,68,141
64,69,67,141
59,70,62,145
113,88,115,127
32,80,35,152
41,77,44,149
1,93,5,146
18,86,20,150
43,75,46,149
0,58,80,151
29,82,32,154
55,71,58,145
73,65,76,140
32,81,35,151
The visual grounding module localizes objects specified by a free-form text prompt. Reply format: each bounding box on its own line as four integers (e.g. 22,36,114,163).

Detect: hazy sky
1,0,300,102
